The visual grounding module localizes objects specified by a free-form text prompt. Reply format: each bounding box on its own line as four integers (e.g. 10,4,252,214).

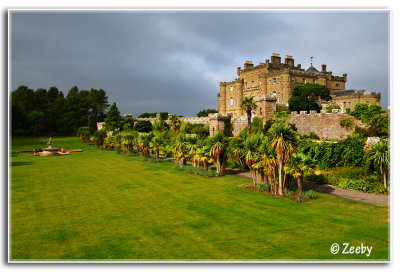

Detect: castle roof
305,65,319,73
333,89,365,97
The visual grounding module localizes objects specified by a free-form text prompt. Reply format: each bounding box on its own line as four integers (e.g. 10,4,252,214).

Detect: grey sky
10,10,390,116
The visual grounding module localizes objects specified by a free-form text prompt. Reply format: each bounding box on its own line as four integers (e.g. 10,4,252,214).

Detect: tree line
11,85,109,136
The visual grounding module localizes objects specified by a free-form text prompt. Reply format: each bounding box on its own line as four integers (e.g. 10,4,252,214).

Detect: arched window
273,91,276,97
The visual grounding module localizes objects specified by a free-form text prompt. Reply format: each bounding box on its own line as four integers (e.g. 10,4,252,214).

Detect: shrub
301,190,317,199
93,129,107,147
307,131,320,140
134,120,153,132
304,173,327,184
104,136,116,150
332,177,388,194
340,118,354,130
78,127,91,143
283,189,295,199
326,103,341,113
257,183,270,192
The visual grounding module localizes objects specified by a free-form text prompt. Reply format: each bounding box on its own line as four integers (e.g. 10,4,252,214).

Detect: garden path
226,169,389,207
159,155,389,207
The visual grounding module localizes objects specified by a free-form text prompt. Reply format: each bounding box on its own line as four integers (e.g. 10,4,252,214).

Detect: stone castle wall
98,109,363,140
288,109,362,139
135,116,209,125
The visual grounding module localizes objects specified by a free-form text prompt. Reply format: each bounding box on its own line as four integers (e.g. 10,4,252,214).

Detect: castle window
273,91,276,97
230,97,233,107
335,83,340,88
313,79,316,83
291,77,295,83
278,78,280,83
273,78,276,84
348,102,351,107
269,80,271,84
251,81,255,87
259,81,261,86
303,78,306,84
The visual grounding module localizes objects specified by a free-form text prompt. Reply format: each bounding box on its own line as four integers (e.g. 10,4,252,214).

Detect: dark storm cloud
10,10,390,116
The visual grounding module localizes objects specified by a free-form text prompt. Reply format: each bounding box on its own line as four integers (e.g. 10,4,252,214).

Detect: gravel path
159,156,389,207
226,169,389,207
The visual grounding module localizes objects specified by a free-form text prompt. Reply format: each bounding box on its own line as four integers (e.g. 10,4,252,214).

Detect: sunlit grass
10,137,389,261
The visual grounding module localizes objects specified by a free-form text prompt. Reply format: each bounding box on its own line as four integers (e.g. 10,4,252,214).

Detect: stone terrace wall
135,116,209,125
288,109,361,139
231,116,248,136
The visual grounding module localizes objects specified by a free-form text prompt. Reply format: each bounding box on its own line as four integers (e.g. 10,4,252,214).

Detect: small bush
340,118,354,129
283,189,295,199
302,190,317,199
257,183,270,192
304,173,327,184
334,177,388,194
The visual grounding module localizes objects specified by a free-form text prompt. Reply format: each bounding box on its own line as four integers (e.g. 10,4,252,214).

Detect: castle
98,53,382,139
217,53,380,119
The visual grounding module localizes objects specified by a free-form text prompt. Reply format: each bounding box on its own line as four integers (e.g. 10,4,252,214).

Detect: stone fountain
16,137,82,156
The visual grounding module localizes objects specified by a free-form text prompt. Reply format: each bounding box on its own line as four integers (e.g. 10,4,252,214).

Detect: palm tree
244,134,263,186
173,134,190,165
254,137,277,194
241,97,257,133
169,115,181,133
369,141,389,187
285,153,314,194
121,131,136,154
187,134,201,167
229,134,247,169
196,144,213,171
139,132,154,158
209,131,229,173
269,122,297,195
151,134,164,158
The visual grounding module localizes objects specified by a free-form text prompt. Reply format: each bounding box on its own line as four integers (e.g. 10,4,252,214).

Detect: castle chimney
343,73,347,82
270,53,281,65
285,55,294,67
237,67,241,76
321,64,327,72
244,60,254,69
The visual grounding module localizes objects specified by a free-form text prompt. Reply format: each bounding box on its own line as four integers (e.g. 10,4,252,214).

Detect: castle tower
235,80,243,116
219,82,227,114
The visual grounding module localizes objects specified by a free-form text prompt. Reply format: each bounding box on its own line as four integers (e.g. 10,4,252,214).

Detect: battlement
208,113,232,120
254,94,277,102
290,109,344,117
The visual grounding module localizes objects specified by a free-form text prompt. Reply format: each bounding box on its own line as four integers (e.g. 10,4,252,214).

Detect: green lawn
10,137,389,261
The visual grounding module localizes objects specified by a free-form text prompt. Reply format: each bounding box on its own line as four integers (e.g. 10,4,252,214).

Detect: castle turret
219,82,227,114
235,80,243,116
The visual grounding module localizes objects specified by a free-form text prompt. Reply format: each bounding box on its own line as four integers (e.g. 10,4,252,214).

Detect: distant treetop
196,109,218,117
